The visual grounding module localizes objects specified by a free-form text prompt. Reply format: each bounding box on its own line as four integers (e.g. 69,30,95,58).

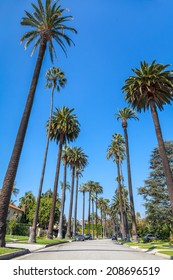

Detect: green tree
122,60,173,212
0,0,77,247
38,192,60,229
18,191,36,223
115,107,138,241
47,107,80,239
29,67,67,243
138,141,173,238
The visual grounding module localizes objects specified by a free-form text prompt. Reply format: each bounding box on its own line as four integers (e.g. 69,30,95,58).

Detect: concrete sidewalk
0,241,70,260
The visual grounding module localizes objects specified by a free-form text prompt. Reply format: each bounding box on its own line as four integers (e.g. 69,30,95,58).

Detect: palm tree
115,107,138,241
57,146,70,239
122,60,173,211
79,183,88,235
85,180,95,235
66,147,88,237
0,0,77,247
94,182,103,239
97,197,105,238
29,67,67,243
107,133,126,240
47,107,80,239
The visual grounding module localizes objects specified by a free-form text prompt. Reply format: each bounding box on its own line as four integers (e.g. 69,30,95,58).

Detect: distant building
7,204,24,221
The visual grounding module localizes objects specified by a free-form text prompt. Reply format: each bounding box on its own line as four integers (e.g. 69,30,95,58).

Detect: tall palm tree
47,107,80,239
79,183,88,235
66,147,88,237
29,67,67,243
122,60,173,211
0,0,77,247
85,180,95,235
107,133,126,240
115,107,138,241
97,197,105,238
58,146,70,239
93,182,103,239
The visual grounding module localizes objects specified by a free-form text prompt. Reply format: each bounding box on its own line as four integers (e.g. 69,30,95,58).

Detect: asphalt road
14,239,165,260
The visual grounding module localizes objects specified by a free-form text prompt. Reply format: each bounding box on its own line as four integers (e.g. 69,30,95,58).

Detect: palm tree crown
20,0,77,60
45,66,67,91
115,107,138,128
48,106,80,144
122,60,173,111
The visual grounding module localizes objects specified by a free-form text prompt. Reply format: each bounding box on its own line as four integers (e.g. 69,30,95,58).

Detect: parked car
84,234,92,240
73,234,85,241
143,234,157,243
111,235,117,240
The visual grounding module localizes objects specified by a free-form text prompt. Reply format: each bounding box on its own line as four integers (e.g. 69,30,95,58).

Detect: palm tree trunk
100,209,103,238
150,101,173,211
0,39,46,247
82,191,85,235
47,136,63,239
95,194,98,239
123,125,138,241
66,166,75,238
92,198,94,239
73,173,79,236
88,191,91,234
58,158,67,239
29,85,55,243
116,159,126,240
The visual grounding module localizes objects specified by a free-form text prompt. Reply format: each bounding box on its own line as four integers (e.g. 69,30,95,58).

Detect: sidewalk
0,241,70,260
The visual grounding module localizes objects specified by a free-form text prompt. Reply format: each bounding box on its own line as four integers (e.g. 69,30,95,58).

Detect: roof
9,204,24,212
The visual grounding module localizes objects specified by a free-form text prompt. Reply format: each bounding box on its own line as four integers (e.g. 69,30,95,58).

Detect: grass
0,248,21,255
124,240,173,257
5,235,70,245
158,251,173,256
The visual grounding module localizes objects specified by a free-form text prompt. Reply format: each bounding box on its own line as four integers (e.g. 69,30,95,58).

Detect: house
7,204,24,221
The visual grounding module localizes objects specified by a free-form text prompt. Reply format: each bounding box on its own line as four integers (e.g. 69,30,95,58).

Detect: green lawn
0,248,20,255
158,251,173,257
124,240,173,257
5,235,70,245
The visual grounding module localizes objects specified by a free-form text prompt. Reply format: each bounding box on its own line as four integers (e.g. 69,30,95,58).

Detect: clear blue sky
0,0,173,220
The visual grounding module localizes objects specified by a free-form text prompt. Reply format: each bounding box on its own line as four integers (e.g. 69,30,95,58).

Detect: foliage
6,222,30,236
138,141,173,239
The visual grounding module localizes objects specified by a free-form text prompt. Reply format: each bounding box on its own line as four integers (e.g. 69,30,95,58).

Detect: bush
6,222,30,236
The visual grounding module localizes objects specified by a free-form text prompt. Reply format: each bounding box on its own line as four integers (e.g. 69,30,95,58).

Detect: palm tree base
131,234,138,242
28,228,36,243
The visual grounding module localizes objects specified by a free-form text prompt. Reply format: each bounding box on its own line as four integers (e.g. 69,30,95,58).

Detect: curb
0,240,72,260
123,243,173,260
0,249,30,260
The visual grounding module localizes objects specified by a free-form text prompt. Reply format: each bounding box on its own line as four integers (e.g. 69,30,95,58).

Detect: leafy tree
29,67,67,243
122,60,173,212
0,0,77,247
38,193,60,229
47,107,80,239
18,191,36,223
115,107,138,241
138,141,173,239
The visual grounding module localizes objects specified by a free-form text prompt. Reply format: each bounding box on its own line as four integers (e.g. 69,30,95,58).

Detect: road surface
14,239,166,260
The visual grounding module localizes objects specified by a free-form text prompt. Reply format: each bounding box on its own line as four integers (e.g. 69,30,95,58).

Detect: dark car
73,234,85,241
143,234,157,243
111,235,117,240
84,234,92,240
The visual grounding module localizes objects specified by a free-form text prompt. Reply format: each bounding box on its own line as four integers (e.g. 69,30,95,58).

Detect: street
14,239,166,260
